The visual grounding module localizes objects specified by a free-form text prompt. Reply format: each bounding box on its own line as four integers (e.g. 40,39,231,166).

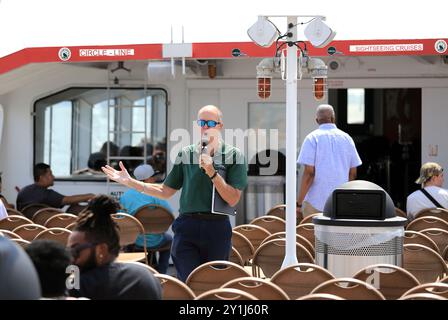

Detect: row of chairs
0,213,78,231
265,204,448,224
6,203,88,220
1,204,176,268
0,225,72,247
230,221,448,284
134,259,448,300
248,205,448,262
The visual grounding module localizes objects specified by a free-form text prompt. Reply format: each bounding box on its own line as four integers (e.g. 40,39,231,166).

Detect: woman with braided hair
67,194,162,300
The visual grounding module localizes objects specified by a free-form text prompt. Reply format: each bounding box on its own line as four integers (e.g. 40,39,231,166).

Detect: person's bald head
316,104,335,124
197,105,223,123
197,105,224,141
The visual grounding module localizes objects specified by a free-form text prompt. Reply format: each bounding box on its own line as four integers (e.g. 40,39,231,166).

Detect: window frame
33,86,168,182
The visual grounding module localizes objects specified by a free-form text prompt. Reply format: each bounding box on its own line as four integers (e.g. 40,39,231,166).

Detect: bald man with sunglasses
102,105,248,281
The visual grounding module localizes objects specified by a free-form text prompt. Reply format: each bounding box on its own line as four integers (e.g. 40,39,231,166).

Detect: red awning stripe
0,39,446,75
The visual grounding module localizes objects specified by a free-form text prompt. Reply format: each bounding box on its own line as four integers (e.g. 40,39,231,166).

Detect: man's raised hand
101,161,132,186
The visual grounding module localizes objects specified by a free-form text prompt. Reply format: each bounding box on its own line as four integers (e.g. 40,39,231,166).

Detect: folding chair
112,213,148,264
185,260,251,296
311,278,386,300
221,276,289,300
155,273,196,300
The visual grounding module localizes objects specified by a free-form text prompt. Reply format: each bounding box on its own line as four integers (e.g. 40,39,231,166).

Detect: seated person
119,164,173,274
147,141,167,177
25,240,74,299
68,194,162,300
0,236,41,299
88,152,107,171
16,163,95,217
406,162,448,220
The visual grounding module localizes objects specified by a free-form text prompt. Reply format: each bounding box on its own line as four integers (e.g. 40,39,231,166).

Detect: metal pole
281,16,299,268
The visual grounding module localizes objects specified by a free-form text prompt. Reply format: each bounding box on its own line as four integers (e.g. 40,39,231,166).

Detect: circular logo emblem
232,48,241,57
58,47,71,61
435,40,447,54
327,46,337,55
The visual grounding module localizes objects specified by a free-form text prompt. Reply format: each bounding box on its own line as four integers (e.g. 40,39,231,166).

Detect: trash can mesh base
315,234,403,256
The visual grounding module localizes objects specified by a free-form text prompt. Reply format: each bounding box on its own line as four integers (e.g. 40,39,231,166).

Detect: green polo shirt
164,142,248,214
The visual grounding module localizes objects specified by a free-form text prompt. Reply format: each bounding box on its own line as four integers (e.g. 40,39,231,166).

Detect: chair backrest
403,244,448,283
250,215,286,234
111,213,145,246
65,203,88,215
194,288,258,300
6,208,24,216
299,213,321,225
221,276,290,300
231,231,254,264
229,246,244,266
406,216,448,232
297,293,345,300
395,207,408,219
0,229,22,239
420,228,448,254
44,213,78,228
404,230,440,253
353,263,420,300
21,203,49,219
233,224,271,252
154,273,196,300
12,224,47,241
34,227,72,245
260,232,315,258
265,204,286,220
415,208,448,223
252,239,314,278
296,223,315,248
398,293,447,300
270,263,335,299
443,245,448,262
401,282,448,299
32,208,64,226
185,260,251,296
11,238,31,248
0,215,33,231
311,277,386,300
65,222,77,231
133,204,174,234
112,213,149,265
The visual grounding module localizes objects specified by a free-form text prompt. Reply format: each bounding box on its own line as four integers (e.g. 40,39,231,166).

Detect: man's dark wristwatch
209,171,218,180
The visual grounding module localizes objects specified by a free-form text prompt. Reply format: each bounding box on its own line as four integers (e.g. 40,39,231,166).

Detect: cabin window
347,88,365,124
34,87,167,180
248,102,286,154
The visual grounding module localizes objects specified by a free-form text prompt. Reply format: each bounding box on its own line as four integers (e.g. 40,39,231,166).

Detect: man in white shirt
296,104,362,217
406,162,448,220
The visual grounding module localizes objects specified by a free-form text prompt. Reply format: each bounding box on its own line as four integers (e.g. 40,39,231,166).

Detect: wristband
209,171,218,180
140,181,146,193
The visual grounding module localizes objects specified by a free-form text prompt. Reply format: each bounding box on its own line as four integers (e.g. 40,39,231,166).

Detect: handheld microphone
200,137,209,174
201,138,209,154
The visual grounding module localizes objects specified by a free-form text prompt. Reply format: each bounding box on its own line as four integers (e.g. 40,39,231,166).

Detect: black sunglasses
70,242,98,259
197,119,220,128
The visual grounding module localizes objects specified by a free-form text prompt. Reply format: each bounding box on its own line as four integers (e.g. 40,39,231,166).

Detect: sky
0,0,447,58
